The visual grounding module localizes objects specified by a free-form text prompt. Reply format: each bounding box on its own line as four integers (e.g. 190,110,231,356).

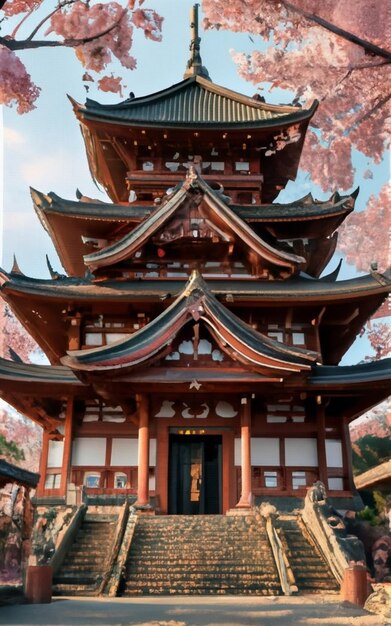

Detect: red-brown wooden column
236,396,252,508
35,431,50,496
59,396,74,498
136,394,150,507
316,404,329,489
342,416,355,492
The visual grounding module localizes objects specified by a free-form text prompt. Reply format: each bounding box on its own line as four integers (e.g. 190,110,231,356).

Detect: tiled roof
72,76,318,129
62,271,316,375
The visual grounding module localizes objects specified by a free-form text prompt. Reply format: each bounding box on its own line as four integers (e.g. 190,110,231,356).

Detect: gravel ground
0,594,389,626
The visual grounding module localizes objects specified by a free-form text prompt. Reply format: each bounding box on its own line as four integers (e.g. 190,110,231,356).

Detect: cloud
20,149,90,191
4,127,26,147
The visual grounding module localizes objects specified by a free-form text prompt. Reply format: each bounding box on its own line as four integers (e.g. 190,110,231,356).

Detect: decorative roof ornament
183,4,211,81
11,255,23,275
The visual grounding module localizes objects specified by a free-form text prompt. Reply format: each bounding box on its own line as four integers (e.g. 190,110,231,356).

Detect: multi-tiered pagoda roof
1,5,390,512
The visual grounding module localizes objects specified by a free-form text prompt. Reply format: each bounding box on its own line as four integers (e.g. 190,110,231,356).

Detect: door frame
156,424,235,514
168,434,222,514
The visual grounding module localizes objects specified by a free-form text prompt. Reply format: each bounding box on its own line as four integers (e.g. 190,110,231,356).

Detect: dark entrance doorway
168,435,222,514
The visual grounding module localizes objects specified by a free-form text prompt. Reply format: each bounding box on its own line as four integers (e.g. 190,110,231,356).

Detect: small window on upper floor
235,161,249,172
210,161,225,172
114,472,128,489
264,471,278,488
84,472,100,489
45,474,61,489
292,471,307,490
292,332,305,345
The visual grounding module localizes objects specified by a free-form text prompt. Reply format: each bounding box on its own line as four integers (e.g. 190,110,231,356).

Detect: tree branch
325,60,391,99
345,93,391,135
0,9,126,51
281,0,391,61
11,6,37,39
25,1,76,42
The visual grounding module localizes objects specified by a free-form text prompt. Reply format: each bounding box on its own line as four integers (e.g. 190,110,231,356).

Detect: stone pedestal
25,565,52,604
341,564,368,607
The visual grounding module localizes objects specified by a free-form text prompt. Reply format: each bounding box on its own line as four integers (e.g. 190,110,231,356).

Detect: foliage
352,434,391,475
337,184,391,275
0,433,25,461
356,505,381,526
202,0,390,192
0,0,163,111
373,490,387,518
0,301,39,361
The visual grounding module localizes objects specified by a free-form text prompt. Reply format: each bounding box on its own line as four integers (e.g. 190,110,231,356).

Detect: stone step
124,585,282,594
276,519,339,593
124,587,279,596
62,555,108,564
54,574,102,585
52,584,99,596
125,574,279,584
53,514,116,598
56,564,107,573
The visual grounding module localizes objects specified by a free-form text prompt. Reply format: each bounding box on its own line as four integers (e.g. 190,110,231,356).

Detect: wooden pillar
59,397,74,498
137,394,150,507
316,404,329,489
36,431,50,496
236,397,252,508
342,416,355,492
67,313,81,350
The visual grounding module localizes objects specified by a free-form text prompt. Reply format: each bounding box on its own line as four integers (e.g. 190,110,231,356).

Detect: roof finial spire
183,4,211,80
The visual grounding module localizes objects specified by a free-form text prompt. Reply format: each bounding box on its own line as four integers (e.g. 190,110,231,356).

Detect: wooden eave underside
84,174,304,274
1,356,390,425
31,188,355,278
71,83,317,203
354,459,391,490
61,272,316,377
1,271,389,365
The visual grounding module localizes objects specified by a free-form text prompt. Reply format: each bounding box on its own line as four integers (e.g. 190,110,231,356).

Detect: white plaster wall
47,440,64,468
110,438,157,466
285,438,318,466
326,439,343,468
251,438,280,466
328,477,344,490
72,438,106,466
234,438,280,466
111,438,138,465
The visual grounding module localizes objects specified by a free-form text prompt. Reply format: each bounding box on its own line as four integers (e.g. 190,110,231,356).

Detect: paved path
0,595,389,626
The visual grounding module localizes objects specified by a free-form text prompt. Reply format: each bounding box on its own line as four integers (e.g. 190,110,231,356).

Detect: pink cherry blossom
98,74,124,96
0,45,40,113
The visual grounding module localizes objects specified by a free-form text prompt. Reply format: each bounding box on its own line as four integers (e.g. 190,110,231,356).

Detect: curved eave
354,459,391,490
0,460,40,489
70,79,318,129
84,174,304,272
234,191,356,223
0,357,80,384
62,271,317,375
32,188,354,224
1,272,390,303
310,358,391,387
31,188,150,221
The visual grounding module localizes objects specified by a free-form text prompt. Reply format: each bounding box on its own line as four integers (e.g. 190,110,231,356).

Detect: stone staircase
276,516,339,593
53,513,117,596
122,513,282,596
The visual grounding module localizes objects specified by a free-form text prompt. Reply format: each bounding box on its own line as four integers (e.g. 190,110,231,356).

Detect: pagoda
1,5,390,520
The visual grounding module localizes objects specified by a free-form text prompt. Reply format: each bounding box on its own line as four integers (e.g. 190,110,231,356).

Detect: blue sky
1,0,389,365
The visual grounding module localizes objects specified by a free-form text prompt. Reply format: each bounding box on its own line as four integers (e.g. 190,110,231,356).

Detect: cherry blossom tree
338,184,391,274
202,0,391,341
202,0,390,192
0,300,40,361
0,0,163,111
